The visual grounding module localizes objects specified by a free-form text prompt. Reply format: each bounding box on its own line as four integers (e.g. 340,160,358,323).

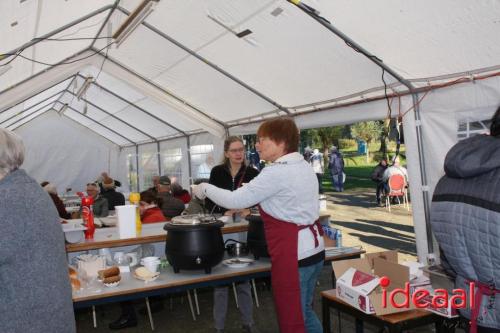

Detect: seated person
156,176,185,218
85,183,109,217
382,156,408,184
100,175,125,211
170,182,191,204
40,181,71,219
183,179,209,215
139,190,166,223
96,172,121,192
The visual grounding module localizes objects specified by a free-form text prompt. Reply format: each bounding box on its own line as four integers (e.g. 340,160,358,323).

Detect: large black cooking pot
164,215,225,274
245,214,270,259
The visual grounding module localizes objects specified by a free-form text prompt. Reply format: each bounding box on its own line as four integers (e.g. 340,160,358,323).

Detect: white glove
191,183,208,200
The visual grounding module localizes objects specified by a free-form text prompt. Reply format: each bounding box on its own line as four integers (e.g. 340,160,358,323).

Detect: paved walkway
324,187,417,262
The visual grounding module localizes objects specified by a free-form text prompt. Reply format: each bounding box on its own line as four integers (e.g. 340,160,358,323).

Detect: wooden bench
321,289,457,333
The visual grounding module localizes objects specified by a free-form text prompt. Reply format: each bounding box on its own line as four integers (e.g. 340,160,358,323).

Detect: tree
350,121,383,162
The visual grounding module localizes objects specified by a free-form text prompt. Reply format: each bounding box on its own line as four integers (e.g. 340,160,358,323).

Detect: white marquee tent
1,0,500,263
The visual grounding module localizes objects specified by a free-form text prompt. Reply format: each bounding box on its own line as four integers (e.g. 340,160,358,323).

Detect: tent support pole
157,141,162,177
411,93,434,255
187,136,193,185
90,1,120,49
136,145,140,192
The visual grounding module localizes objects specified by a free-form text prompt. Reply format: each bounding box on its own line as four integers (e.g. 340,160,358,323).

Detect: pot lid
170,214,220,225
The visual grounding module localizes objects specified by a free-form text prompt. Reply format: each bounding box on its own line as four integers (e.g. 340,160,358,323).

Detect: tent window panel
140,152,159,191
161,148,183,184
457,118,492,140
190,144,215,180
126,154,138,192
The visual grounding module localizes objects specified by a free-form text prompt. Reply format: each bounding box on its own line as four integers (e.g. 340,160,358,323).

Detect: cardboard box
420,288,459,318
333,250,427,315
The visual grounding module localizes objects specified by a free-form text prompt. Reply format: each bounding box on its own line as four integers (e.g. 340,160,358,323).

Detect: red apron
258,207,324,333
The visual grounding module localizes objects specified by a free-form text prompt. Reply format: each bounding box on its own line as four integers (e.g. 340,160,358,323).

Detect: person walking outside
310,148,324,194
328,146,344,192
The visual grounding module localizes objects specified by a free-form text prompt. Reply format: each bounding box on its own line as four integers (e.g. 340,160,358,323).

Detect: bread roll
69,267,78,279
98,266,120,279
71,278,81,291
103,275,121,284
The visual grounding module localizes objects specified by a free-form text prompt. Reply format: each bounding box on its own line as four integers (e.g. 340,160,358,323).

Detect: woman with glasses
193,118,324,333
206,136,259,333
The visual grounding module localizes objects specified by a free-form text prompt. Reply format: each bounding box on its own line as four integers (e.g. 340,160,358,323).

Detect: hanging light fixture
76,76,93,101
113,0,158,47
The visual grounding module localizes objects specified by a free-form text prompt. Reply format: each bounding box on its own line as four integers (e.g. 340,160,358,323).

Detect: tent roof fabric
1,0,500,146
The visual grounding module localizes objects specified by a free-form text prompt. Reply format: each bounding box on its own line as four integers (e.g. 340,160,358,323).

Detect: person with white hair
0,128,76,333
85,182,109,217
382,156,408,183
41,181,71,219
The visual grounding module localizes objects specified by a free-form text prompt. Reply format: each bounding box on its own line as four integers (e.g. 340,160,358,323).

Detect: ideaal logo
379,276,476,309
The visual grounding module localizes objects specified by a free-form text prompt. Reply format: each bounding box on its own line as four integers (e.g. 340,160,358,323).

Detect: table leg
322,298,331,333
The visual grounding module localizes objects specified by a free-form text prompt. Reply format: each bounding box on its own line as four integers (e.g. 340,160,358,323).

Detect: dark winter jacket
206,164,259,215
371,163,388,183
328,151,344,175
430,134,500,329
101,188,125,210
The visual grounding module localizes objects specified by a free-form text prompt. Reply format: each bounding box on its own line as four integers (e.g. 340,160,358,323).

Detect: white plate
223,258,255,268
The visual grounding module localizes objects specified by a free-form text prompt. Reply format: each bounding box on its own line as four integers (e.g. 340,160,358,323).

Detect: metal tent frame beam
63,90,158,143
2,100,56,129
74,73,187,136
54,101,135,146
0,90,65,125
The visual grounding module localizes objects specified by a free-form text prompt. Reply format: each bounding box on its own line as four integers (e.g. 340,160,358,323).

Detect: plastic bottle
129,192,142,235
81,196,95,240
336,229,343,248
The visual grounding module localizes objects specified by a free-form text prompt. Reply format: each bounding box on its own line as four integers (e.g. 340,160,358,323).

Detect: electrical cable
13,41,114,67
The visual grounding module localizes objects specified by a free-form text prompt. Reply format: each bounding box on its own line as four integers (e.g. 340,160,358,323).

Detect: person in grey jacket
430,106,500,333
0,128,76,333
86,182,109,217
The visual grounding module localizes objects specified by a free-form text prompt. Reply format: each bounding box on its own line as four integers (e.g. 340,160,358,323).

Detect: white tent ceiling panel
36,1,113,38
80,67,147,102
63,108,130,147
314,0,500,80
0,0,38,52
15,110,121,194
114,105,178,138
134,98,201,132
158,0,400,108
154,57,276,121
82,84,129,114
95,19,189,79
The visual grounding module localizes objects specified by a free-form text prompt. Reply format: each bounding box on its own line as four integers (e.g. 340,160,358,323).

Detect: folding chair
385,174,409,212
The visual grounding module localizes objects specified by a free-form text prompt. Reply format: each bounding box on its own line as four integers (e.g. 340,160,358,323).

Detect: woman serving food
192,118,324,333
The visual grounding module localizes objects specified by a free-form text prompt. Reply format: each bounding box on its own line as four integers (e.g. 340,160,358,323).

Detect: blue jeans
299,260,324,333
331,172,343,192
